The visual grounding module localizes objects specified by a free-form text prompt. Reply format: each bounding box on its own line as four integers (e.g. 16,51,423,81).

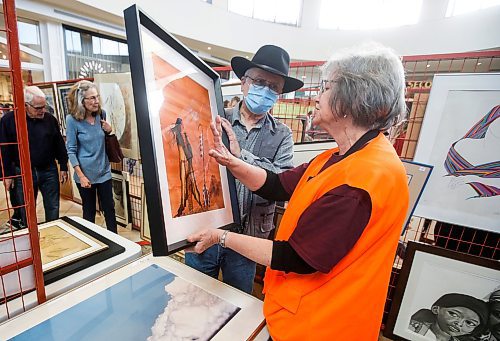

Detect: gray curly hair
321,42,406,131
67,80,101,121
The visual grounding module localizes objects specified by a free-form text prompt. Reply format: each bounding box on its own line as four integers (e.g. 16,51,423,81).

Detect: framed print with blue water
124,5,239,255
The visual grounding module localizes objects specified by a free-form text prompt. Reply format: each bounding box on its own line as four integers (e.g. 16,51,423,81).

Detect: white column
41,21,67,82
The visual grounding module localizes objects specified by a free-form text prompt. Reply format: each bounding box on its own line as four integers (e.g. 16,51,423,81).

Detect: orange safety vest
263,133,409,341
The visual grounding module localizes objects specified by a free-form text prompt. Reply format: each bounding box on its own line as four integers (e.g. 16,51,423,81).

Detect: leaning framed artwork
385,241,500,341
111,171,129,227
94,72,140,160
401,160,433,234
124,5,240,255
413,73,500,233
56,82,75,136
37,84,60,123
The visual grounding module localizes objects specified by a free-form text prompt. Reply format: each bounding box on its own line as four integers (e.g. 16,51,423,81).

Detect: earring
343,114,347,118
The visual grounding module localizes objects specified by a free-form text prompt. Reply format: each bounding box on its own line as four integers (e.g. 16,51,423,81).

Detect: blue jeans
77,179,117,233
185,244,256,294
13,164,60,225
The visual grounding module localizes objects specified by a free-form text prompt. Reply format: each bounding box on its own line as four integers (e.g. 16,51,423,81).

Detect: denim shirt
223,102,294,238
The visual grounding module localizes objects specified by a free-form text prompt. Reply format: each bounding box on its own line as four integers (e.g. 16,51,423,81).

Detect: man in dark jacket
0,86,68,233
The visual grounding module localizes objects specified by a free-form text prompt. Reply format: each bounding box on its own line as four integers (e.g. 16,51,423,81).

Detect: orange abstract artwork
152,53,225,218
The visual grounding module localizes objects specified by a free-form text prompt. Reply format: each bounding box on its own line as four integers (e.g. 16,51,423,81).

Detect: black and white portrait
386,242,500,341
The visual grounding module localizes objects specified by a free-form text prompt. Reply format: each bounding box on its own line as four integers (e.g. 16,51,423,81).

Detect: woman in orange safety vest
188,42,409,341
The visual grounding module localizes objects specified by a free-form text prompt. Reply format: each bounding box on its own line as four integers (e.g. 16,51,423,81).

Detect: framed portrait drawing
124,5,240,255
94,72,140,160
111,171,129,227
140,182,151,242
401,160,433,234
413,73,500,233
385,241,500,341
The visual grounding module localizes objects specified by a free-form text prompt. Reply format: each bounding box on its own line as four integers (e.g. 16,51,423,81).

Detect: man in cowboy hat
185,45,303,294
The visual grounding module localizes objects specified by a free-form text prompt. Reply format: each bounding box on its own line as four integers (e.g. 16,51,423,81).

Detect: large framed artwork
124,5,240,255
401,160,433,234
385,242,500,341
38,220,108,272
94,72,140,160
111,171,129,227
413,73,500,232
0,255,267,340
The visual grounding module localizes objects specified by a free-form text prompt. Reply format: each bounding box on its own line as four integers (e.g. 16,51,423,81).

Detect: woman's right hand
79,175,91,188
209,116,237,168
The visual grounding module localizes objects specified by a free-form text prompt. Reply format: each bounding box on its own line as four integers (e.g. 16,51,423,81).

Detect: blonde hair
67,80,101,121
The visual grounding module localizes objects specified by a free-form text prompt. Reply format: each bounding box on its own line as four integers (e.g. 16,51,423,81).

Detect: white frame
37,220,107,272
0,255,267,340
413,73,500,232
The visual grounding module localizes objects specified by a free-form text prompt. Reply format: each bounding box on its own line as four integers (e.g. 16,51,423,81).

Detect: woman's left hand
101,120,112,134
186,229,222,253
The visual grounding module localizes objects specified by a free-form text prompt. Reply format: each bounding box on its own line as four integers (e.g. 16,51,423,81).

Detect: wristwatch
219,230,229,248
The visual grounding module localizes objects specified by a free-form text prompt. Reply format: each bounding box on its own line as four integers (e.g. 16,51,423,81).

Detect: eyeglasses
244,75,282,95
26,102,46,111
319,80,335,94
84,95,100,102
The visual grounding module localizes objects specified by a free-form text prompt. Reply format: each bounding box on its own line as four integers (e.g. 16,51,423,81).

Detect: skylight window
229,0,302,26
319,0,423,30
445,0,500,17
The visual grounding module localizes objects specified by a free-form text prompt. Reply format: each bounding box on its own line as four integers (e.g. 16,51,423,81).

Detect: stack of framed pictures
124,5,240,255
38,217,125,285
38,220,108,272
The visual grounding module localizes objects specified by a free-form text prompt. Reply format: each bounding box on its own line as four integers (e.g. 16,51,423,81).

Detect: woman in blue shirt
66,80,117,233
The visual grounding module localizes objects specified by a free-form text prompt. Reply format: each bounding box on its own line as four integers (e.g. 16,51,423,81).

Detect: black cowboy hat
231,45,304,93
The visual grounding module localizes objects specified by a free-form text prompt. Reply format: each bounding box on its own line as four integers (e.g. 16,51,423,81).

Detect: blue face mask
244,84,278,115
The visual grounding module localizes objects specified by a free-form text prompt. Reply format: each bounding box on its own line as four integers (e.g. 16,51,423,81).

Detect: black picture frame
124,5,240,256
385,241,500,340
401,160,433,234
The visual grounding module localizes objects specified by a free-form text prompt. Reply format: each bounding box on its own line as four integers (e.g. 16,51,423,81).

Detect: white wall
69,0,500,59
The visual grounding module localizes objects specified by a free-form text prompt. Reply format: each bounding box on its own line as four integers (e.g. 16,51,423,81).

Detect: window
446,0,500,17
319,0,423,30
63,26,130,79
228,0,302,26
